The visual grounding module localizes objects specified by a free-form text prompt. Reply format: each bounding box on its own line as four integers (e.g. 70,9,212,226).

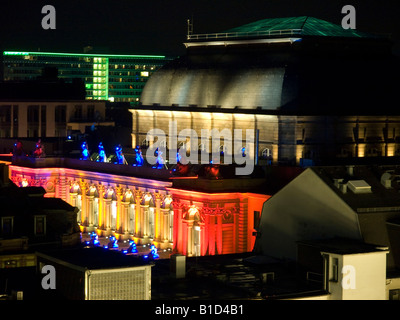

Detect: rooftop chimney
346,165,354,176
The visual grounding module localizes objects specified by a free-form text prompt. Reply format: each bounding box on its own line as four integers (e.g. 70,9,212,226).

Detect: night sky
0,0,400,57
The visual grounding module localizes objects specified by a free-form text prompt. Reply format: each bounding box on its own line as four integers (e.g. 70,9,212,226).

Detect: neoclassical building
133,16,400,166
8,158,269,256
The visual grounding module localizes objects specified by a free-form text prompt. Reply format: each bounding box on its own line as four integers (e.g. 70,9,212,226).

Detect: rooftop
3,51,167,59
187,16,382,42
312,165,400,213
36,247,150,270
298,237,389,255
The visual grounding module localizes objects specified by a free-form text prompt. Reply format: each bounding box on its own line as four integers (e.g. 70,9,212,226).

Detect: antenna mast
187,18,193,39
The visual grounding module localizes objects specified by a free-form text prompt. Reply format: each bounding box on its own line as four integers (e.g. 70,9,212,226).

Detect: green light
3,51,29,55
3,51,165,59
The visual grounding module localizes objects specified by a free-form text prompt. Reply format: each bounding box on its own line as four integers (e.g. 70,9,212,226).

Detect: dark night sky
0,0,400,57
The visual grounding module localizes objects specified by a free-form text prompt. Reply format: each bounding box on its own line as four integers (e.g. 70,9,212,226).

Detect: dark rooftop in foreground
36,247,150,270
151,252,324,300
312,165,400,212
298,237,389,255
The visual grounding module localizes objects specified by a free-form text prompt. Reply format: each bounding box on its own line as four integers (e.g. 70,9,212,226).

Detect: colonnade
67,180,174,248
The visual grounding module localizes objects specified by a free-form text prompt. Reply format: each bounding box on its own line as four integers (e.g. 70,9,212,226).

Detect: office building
2,51,173,104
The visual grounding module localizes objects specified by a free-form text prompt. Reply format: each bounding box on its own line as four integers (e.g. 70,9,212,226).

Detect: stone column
154,193,163,242
172,202,184,254
134,190,142,237
104,198,111,236
97,184,105,233
87,195,94,231
216,213,223,255
115,186,123,234
79,180,88,227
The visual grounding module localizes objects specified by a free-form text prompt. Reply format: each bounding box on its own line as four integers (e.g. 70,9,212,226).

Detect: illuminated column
160,195,173,247
233,209,239,253
172,202,185,253
216,212,223,255
79,181,88,227
116,186,123,234
208,215,216,256
87,194,94,229
98,184,105,233
200,221,208,256
154,193,162,242
134,190,142,237
104,198,111,235
161,208,169,242
70,192,78,220
202,213,210,255
237,198,248,253
141,205,149,239
186,220,194,256
121,201,130,239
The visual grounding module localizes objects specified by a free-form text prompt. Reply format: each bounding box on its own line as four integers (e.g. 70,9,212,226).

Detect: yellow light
21,179,29,187
358,144,365,157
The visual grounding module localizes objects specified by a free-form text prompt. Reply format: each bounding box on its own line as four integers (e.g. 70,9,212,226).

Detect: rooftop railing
187,29,303,41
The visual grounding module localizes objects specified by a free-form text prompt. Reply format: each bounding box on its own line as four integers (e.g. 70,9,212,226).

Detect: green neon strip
3,51,29,55
3,51,165,59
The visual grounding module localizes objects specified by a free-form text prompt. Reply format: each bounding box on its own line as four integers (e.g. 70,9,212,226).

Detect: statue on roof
134,145,144,166
115,144,128,165
97,142,107,162
33,139,45,158
80,141,90,160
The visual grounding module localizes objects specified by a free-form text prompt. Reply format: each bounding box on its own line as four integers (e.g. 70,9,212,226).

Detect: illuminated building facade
0,100,111,138
8,158,269,256
3,51,173,104
136,16,400,166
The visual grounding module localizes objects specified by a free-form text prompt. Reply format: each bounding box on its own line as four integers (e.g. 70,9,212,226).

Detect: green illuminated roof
224,16,376,38
3,51,166,59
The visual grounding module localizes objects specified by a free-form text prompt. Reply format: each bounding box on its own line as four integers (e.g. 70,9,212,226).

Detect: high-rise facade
2,51,173,104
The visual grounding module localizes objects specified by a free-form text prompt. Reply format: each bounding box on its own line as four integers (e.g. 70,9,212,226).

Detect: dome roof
140,17,398,114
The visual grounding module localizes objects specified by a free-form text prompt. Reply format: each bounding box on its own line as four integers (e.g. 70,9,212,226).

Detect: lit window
141,71,149,77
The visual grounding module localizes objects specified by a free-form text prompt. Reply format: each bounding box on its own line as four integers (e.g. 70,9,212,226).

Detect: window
4,260,17,268
330,257,339,282
34,215,46,236
253,211,261,229
55,105,66,123
389,289,400,300
74,105,82,119
87,105,94,120
27,105,39,123
1,216,14,236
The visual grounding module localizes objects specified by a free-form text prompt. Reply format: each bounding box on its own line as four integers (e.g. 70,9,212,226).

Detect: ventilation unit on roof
348,180,372,194
381,172,393,189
